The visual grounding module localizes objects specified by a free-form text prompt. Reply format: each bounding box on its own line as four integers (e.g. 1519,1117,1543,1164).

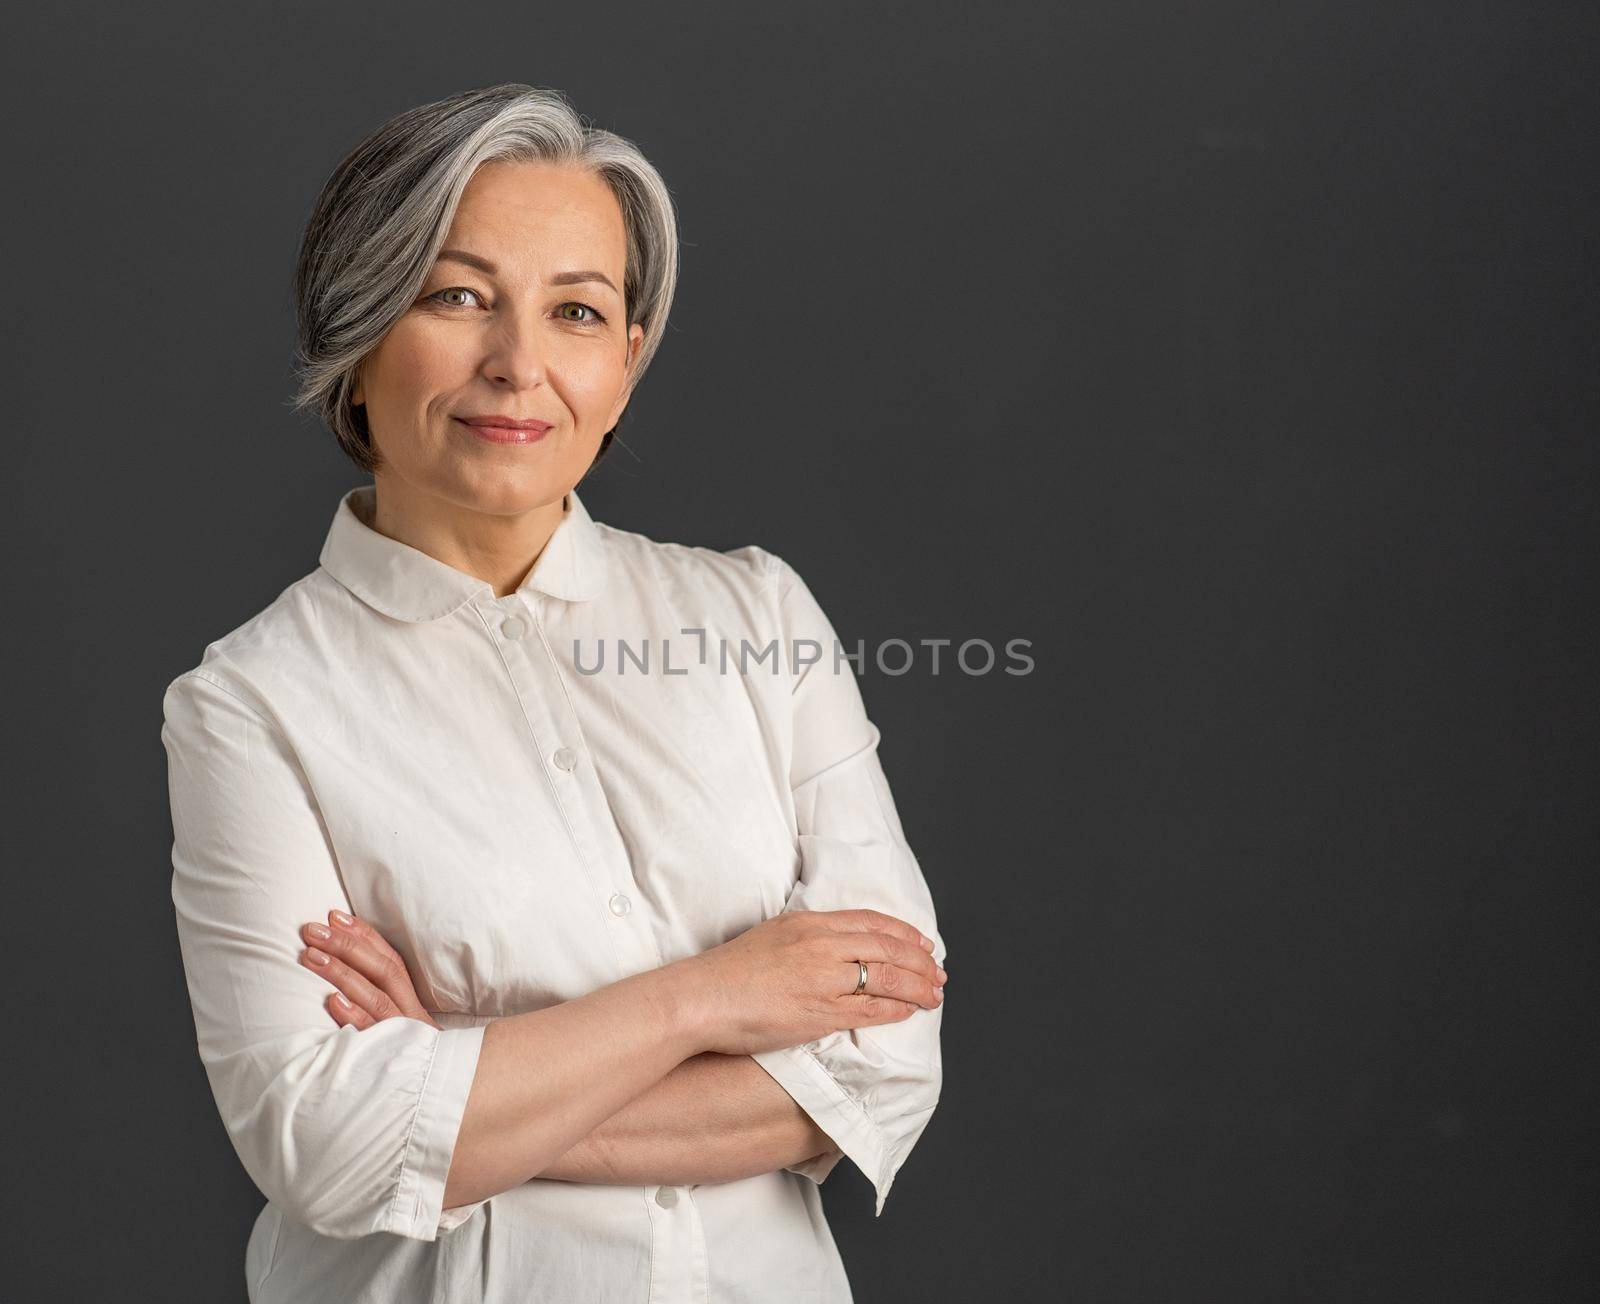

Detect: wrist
648,955,716,1057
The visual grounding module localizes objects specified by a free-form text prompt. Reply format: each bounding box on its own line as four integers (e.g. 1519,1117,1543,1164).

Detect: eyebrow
434,248,619,295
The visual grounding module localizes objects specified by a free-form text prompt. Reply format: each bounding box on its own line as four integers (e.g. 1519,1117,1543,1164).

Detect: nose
478,303,549,391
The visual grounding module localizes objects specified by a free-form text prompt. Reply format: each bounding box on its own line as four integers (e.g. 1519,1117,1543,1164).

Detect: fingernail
936,966,947,983
331,992,350,1008
330,910,354,928
304,947,330,966
921,937,934,951
307,923,331,940
934,988,944,1001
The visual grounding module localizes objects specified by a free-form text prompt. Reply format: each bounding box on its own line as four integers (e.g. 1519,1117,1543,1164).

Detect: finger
301,922,416,1016
327,990,375,1031
825,930,943,989
843,958,945,1010
326,911,433,1019
816,907,934,955
832,992,921,1030
299,945,400,1021
328,909,405,965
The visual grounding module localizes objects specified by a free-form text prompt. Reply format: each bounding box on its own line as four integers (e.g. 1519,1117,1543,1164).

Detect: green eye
423,288,607,327
427,287,484,309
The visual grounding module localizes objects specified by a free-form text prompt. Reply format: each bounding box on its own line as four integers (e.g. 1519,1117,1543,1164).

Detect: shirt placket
483,591,663,981
485,592,707,1302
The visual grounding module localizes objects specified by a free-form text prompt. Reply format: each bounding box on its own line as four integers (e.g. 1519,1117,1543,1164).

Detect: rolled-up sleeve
162,668,487,1242
749,558,946,1217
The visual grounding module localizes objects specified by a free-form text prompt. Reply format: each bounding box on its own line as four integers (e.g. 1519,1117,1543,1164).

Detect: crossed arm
300,909,841,1189
536,1050,839,1186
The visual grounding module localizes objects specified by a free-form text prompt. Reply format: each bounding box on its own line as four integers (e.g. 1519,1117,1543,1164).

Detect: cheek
378,325,474,399
557,345,627,410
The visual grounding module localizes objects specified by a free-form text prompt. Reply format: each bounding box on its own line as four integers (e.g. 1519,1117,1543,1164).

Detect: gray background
6,1,1597,1300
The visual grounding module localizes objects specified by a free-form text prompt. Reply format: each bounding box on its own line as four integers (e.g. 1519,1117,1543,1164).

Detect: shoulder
591,517,791,603
162,568,354,720
593,521,856,688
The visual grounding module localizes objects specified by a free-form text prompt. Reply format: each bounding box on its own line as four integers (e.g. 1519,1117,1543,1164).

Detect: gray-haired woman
162,82,947,1303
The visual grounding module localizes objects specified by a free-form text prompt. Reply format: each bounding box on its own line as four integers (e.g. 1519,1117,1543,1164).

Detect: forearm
442,964,705,1210
536,1051,838,1186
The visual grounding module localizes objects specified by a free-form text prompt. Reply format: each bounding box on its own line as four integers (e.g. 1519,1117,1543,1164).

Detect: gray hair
289,83,680,475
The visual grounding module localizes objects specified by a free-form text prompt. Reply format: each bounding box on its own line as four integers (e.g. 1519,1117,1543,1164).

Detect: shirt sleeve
748,557,947,1217
161,668,488,1242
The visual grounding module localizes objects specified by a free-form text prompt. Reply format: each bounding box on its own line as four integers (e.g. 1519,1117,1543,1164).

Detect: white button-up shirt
161,484,946,1303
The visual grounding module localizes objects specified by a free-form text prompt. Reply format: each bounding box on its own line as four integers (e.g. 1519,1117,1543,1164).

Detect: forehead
443,161,626,272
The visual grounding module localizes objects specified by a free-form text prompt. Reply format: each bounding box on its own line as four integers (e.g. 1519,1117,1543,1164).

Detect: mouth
455,417,554,445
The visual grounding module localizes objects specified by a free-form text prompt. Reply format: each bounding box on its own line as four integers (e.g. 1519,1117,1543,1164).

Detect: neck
365,476,570,599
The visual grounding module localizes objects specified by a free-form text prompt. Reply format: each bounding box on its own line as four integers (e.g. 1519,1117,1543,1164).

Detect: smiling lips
457,414,554,444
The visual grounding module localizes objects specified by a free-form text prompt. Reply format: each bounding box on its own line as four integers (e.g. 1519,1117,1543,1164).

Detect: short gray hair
289,83,680,475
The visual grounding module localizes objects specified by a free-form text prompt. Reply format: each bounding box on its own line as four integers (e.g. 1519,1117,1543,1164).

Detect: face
351,160,645,520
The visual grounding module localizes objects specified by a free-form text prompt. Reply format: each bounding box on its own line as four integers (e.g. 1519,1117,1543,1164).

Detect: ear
602,323,646,429
621,321,644,382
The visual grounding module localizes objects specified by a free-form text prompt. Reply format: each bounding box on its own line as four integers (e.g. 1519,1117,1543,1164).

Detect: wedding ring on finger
853,960,868,995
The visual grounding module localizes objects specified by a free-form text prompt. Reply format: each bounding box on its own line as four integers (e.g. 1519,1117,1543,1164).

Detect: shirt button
552,746,577,771
655,1186,679,1208
500,616,527,640
608,892,632,917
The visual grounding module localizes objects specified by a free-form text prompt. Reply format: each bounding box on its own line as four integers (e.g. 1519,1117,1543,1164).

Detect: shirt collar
318,483,609,622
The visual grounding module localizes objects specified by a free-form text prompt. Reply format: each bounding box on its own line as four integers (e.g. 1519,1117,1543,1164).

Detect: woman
161,83,947,1304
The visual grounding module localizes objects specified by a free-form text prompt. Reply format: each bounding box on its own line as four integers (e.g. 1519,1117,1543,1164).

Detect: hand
297,909,440,1031
675,908,947,1058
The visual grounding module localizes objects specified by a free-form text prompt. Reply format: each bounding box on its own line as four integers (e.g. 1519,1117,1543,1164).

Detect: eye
422,288,608,326
425,286,485,309
559,301,607,327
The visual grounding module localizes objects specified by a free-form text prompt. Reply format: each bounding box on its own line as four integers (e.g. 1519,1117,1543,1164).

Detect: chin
446,463,584,516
